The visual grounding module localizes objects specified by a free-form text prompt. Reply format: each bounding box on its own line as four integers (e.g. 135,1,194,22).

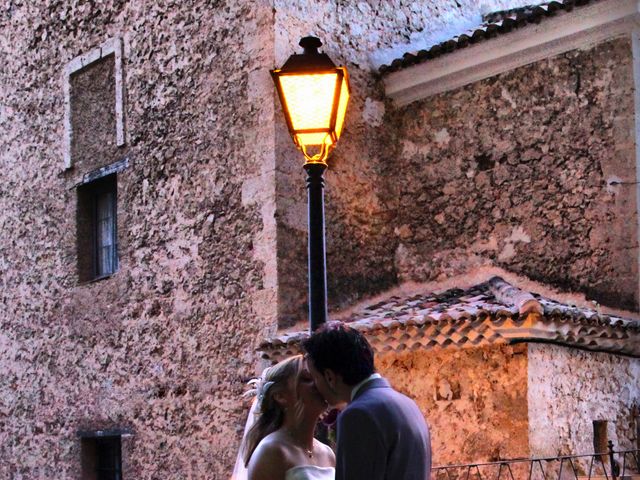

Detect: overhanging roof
259,276,640,363
383,0,640,105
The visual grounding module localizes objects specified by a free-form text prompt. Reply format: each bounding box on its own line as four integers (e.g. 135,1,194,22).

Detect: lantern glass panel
296,132,333,147
334,75,350,140
279,72,338,133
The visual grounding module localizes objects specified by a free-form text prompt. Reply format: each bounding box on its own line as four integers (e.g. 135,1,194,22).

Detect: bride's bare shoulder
315,440,336,466
247,433,291,480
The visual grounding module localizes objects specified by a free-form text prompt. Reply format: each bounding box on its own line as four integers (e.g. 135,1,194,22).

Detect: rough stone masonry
1,1,500,478
2,0,639,478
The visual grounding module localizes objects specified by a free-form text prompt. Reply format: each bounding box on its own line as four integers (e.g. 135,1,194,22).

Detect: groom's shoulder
358,380,401,400
351,382,398,409
356,382,422,413
339,398,381,430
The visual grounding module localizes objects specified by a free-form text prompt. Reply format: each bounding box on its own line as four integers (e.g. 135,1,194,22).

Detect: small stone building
261,274,640,465
1,0,639,478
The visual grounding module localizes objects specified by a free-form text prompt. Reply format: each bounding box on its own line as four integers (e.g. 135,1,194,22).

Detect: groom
302,322,431,480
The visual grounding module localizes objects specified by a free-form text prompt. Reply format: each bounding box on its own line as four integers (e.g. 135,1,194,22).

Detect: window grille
95,436,122,480
79,433,124,480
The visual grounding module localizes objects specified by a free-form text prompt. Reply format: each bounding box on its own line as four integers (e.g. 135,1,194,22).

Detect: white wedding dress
284,466,335,480
231,400,335,480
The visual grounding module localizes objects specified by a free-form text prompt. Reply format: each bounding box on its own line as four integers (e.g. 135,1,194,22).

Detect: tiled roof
379,0,599,74
259,276,640,363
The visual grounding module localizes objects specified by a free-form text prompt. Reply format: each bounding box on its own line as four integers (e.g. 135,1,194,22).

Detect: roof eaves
258,278,640,363
379,0,597,75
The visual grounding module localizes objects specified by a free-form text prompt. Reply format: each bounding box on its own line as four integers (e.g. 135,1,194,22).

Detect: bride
237,355,336,480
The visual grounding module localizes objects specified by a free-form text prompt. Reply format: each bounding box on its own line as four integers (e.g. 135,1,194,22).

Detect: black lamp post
271,37,351,332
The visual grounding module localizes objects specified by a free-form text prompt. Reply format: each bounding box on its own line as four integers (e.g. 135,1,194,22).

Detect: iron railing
432,442,639,480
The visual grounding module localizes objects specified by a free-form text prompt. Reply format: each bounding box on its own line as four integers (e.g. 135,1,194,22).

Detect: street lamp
271,36,351,332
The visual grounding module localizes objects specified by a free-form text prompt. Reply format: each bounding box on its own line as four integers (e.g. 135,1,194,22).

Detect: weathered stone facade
1,1,277,478
272,0,539,323
2,1,640,478
378,344,530,465
275,16,640,324
528,343,640,457
385,36,638,311
2,1,522,478
378,343,639,465
375,30,640,457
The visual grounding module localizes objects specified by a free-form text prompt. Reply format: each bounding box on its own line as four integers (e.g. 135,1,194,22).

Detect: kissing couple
233,322,432,480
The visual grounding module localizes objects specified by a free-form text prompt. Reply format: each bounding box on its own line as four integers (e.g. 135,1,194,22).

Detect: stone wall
377,343,529,465
3,1,638,478
528,343,640,457
272,1,529,325
3,1,539,477
274,19,639,325
387,36,639,311
0,1,276,478
377,342,640,467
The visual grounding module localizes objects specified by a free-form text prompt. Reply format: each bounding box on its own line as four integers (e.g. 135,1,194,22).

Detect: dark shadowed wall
385,37,638,311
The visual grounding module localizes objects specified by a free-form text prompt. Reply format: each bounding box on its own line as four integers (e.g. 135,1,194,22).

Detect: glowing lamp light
271,36,350,165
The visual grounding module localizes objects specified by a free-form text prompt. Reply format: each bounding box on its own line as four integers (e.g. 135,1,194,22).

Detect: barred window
81,434,122,480
95,436,122,480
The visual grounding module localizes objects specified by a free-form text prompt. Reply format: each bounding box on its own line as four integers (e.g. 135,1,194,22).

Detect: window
64,37,124,170
593,419,608,454
77,174,118,281
81,435,122,480
593,419,609,467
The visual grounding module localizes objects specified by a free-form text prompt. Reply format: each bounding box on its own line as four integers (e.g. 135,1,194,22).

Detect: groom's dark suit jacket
335,377,431,480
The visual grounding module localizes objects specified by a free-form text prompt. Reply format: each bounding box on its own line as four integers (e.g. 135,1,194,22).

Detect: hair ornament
258,381,275,402
243,377,276,413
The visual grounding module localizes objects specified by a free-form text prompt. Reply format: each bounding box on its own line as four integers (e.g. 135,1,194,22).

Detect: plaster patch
362,98,385,127
434,128,451,146
498,242,516,261
501,87,517,109
241,174,273,206
394,224,413,239
509,226,531,244
499,226,531,261
402,139,419,157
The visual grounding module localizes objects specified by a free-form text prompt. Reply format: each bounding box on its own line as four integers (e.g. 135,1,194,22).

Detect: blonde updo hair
241,355,304,466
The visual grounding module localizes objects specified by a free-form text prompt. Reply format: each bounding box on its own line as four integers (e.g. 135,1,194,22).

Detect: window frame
63,37,125,170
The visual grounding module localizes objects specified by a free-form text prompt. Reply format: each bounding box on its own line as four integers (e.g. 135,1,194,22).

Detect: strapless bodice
284,465,335,480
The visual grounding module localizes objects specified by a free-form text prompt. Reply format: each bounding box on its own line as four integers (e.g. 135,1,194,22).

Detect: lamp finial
299,36,322,54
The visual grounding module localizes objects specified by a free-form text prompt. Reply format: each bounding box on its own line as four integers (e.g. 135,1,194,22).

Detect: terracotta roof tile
379,1,600,75
259,276,640,362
